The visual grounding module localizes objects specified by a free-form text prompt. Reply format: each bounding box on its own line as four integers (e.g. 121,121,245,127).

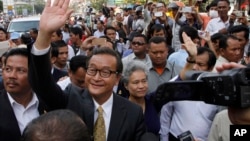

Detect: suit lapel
37,97,48,115
107,94,127,141
81,90,95,135
0,92,21,137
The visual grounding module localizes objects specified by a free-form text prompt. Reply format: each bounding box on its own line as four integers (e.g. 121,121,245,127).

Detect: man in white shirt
0,48,47,141
57,55,87,90
205,0,231,35
122,8,129,36
93,20,105,38
212,35,241,72
160,33,218,141
122,34,151,71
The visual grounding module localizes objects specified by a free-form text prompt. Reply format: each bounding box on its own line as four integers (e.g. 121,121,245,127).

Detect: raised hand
198,31,210,42
40,0,73,34
216,62,245,73
35,0,73,50
182,32,197,58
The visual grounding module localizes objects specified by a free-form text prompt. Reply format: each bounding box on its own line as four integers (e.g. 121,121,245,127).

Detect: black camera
154,68,250,108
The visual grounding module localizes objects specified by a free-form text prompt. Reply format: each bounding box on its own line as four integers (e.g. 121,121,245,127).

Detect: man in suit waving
29,0,146,141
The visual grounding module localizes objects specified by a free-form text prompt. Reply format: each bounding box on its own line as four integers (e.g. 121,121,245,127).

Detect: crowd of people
0,0,250,141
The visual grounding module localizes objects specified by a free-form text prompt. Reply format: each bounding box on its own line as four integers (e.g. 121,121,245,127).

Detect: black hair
104,26,116,35
219,35,239,49
0,27,7,34
97,20,104,25
21,33,32,45
132,33,148,44
148,24,166,39
211,33,225,43
228,25,249,40
4,48,28,65
88,47,123,74
148,36,167,48
55,29,63,37
206,0,219,11
69,55,88,73
117,22,123,29
30,28,38,34
51,40,67,57
179,25,199,44
69,27,83,39
197,47,216,70
217,0,230,5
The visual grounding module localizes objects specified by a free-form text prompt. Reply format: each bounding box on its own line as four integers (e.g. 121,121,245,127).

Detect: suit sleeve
28,46,68,110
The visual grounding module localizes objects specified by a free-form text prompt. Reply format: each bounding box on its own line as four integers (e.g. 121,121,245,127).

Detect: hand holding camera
198,30,210,42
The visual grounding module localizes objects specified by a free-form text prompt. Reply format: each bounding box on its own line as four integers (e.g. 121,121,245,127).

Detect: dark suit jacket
29,49,146,141
52,67,68,82
0,90,48,141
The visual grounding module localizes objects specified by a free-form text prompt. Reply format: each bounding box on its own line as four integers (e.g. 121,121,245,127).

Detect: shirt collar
218,55,229,63
7,92,39,109
148,61,171,70
93,93,113,115
217,17,229,23
131,53,137,59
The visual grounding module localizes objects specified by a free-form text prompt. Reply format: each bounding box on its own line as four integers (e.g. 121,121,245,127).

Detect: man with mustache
0,48,48,141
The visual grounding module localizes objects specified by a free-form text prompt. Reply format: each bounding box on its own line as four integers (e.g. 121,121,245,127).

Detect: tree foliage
0,1,3,12
34,0,45,14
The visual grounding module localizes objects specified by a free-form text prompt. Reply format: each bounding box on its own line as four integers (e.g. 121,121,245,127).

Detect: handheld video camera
154,68,250,108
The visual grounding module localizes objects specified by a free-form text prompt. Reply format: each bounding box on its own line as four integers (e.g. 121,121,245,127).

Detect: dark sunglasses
131,41,145,46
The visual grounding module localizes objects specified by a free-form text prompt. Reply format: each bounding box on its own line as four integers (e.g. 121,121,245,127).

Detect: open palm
40,0,73,33
182,32,197,57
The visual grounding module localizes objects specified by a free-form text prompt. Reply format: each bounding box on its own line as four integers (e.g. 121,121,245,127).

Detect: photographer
131,6,146,34
159,32,218,141
146,2,173,47
175,6,203,30
208,62,250,141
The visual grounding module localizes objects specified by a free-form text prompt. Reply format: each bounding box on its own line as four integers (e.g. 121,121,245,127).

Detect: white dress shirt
205,17,230,36
160,101,218,141
212,56,229,73
57,77,71,90
7,93,39,134
67,45,75,61
93,94,113,140
93,30,105,38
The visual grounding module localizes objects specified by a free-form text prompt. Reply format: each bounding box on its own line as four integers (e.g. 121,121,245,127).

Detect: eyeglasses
86,67,118,78
131,41,145,46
